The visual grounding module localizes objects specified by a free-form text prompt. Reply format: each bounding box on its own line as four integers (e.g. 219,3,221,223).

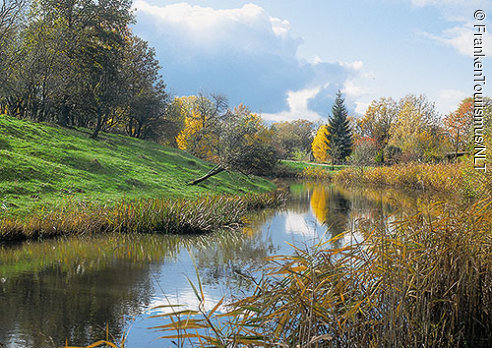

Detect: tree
350,137,378,168
271,119,316,159
189,104,278,185
0,0,27,112
357,97,398,163
327,91,352,163
389,94,445,162
311,124,330,162
174,94,227,160
443,97,473,156
118,34,169,139
1,0,136,136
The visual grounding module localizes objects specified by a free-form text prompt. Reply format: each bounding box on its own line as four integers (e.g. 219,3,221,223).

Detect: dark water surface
0,183,441,347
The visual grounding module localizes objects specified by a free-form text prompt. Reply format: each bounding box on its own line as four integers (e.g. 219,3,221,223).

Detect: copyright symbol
475,10,486,20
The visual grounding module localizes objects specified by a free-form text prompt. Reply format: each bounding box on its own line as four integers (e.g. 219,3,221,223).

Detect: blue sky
132,0,492,122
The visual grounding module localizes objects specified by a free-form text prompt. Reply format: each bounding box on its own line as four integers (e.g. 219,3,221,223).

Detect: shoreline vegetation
0,190,285,244
152,198,492,348
333,162,491,197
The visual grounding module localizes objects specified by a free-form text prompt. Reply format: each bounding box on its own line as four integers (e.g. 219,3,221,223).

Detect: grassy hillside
0,115,274,217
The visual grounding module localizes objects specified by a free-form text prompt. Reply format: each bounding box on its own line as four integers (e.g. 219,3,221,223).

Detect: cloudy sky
132,0,492,122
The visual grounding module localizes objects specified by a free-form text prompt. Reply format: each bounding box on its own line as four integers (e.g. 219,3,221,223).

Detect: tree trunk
91,109,104,139
188,165,225,185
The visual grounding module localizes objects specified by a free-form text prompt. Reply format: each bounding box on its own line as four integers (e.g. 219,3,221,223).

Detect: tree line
0,0,174,139
1,1,490,175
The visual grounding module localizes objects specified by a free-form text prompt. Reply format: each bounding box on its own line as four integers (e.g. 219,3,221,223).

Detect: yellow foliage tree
174,96,219,160
311,125,330,162
388,95,446,162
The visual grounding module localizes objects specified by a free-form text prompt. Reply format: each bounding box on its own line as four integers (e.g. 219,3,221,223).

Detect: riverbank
0,190,284,244
0,115,282,243
0,114,275,218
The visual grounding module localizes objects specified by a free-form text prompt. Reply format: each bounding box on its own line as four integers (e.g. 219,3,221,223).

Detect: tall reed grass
153,199,492,347
0,191,285,244
333,162,491,197
297,166,332,180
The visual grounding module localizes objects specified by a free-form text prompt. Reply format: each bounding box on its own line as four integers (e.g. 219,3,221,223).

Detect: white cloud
339,60,364,71
436,89,467,115
132,1,360,120
270,16,291,38
421,23,492,57
342,80,368,99
262,87,323,122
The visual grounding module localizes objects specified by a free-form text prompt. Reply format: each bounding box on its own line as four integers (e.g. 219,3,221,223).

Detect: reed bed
297,166,332,180
153,199,492,347
0,191,285,244
333,162,491,197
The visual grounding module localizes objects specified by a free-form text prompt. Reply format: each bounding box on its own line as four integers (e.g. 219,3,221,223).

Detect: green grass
0,114,275,218
279,160,347,173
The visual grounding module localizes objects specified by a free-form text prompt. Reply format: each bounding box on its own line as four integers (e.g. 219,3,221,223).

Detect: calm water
0,182,437,347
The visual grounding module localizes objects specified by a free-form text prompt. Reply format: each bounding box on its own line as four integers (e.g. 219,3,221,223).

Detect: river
0,182,443,347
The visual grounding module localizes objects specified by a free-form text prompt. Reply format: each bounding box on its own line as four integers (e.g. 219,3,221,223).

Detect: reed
296,166,332,180
0,191,285,244
333,162,491,197
154,199,492,347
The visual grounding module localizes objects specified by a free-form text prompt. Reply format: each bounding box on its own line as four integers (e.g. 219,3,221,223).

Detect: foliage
311,124,330,162
327,90,352,163
175,94,227,160
356,97,398,162
270,119,317,159
0,0,173,141
218,105,278,175
296,166,332,180
349,136,378,167
388,94,447,162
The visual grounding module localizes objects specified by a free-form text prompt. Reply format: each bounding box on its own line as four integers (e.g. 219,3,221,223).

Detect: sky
131,0,492,122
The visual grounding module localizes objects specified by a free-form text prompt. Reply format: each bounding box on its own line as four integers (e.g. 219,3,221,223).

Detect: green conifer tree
327,90,353,163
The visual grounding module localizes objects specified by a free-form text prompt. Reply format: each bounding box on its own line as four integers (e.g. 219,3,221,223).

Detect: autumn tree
357,97,398,162
327,91,352,163
311,124,330,162
389,94,445,162
444,97,473,156
271,120,316,159
175,94,227,160
189,104,278,185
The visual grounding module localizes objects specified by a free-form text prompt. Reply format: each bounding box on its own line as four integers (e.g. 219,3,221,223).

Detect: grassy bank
0,190,284,244
0,114,274,218
333,162,491,197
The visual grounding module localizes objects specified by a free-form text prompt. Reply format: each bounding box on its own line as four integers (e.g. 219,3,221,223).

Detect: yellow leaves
176,111,204,151
312,125,330,162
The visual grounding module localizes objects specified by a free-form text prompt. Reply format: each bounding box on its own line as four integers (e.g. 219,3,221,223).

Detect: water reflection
0,182,454,347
